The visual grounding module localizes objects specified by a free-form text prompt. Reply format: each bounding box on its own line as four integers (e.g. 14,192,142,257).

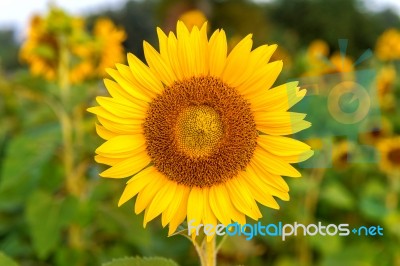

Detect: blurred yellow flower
329,53,354,73
305,138,324,150
377,137,400,174
376,65,396,97
375,28,400,61
178,9,207,30
332,141,355,170
375,65,397,111
19,15,58,80
307,39,329,62
359,117,393,145
89,21,312,238
20,8,126,84
304,40,354,76
92,18,126,76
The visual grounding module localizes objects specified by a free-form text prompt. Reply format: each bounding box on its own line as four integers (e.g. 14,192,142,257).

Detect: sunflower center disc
143,76,258,188
388,148,400,165
176,105,223,157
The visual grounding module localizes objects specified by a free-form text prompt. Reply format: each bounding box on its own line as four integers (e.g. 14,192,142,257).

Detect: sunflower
359,117,393,145
377,137,400,175
328,53,354,73
20,15,59,80
375,28,400,61
307,39,329,62
92,18,126,77
331,141,355,170
179,9,207,30
89,21,312,238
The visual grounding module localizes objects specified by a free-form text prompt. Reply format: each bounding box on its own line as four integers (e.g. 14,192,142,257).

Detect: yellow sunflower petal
94,155,122,166
209,185,234,225
96,96,146,118
198,22,209,75
247,161,289,193
240,171,281,209
97,116,143,135
127,53,164,95
144,179,177,227
238,60,282,97
135,172,166,214
190,25,206,76
95,123,118,140
168,186,190,235
156,27,169,61
222,34,253,86
95,135,146,155
143,41,177,86
280,150,314,164
250,44,278,69
258,135,311,156
245,165,290,201
88,106,144,125
250,82,306,112
252,146,301,177
115,63,155,100
99,150,150,178
226,177,262,220
103,79,147,107
106,68,152,102
255,112,311,135
187,187,204,234
118,167,156,206
162,184,185,227
208,29,227,77
202,187,218,241
233,44,277,87
167,32,184,81
176,21,194,78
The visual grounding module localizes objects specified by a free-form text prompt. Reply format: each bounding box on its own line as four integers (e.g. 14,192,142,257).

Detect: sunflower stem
57,34,84,249
386,172,399,211
298,166,326,266
203,237,216,266
58,36,71,107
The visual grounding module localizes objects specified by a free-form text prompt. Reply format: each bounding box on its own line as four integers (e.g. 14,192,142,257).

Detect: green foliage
0,29,19,71
0,125,60,210
102,256,179,266
25,191,63,259
269,0,400,56
0,252,19,266
320,181,355,210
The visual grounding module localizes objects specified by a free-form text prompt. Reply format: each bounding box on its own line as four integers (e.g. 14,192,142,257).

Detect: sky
0,0,126,31
0,0,399,33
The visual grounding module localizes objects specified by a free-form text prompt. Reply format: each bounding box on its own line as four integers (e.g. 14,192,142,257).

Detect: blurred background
0,0,400,265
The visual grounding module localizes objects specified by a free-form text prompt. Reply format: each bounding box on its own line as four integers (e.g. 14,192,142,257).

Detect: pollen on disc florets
143,76,258,188
175,105,224,157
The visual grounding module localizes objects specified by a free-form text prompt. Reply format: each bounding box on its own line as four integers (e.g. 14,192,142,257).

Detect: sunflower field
0,0,400,265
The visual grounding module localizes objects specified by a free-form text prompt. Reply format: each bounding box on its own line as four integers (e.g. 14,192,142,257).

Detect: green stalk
57,35,84,249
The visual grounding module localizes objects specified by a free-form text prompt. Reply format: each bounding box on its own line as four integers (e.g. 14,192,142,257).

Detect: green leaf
0,252,19,266
25,191,62,259
0,125,60,210
320,181,355,210
102,256,179,266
